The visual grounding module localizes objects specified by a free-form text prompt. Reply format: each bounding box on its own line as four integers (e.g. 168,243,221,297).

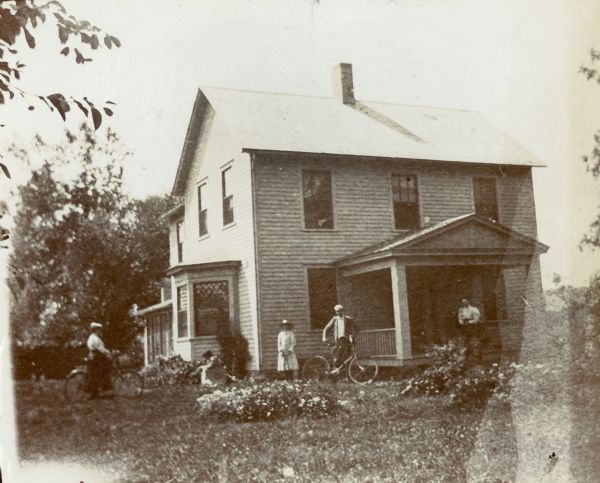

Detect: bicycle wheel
64,371,90,401
114,370,144,398
302,356,330,381
348,358,379,384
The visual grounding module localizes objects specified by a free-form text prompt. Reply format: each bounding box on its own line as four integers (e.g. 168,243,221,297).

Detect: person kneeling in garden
86,322,114,398
277,320,299,380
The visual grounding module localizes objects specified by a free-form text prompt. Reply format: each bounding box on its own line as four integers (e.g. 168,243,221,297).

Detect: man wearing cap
87,322,113,397
322,304,358,367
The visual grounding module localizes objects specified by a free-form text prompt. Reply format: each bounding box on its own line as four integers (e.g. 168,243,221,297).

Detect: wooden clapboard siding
169,104,259,369
253,153,541,369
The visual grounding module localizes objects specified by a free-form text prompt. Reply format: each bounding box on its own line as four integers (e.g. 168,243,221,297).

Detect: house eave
165,261,242,277
241,148,546,169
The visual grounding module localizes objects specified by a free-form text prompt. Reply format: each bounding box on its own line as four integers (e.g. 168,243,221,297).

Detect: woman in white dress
277,320,299,380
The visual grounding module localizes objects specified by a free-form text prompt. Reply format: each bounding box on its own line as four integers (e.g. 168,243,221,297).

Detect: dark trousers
332,336,352,367
460,324,483,359
88,352,112,394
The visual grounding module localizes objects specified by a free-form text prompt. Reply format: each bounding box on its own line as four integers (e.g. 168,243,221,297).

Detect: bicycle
302,340,379,384
64,350,144,401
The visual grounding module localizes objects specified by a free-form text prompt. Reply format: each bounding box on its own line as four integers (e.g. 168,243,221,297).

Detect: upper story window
302,170,334,229
193,281,229,336
473,177,498,222
222,167,234,226
176,219,184,263
392,174,420,230
198,183,208,237
176,285,188,338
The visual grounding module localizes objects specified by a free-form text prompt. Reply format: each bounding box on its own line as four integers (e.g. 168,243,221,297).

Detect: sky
1,0,600,288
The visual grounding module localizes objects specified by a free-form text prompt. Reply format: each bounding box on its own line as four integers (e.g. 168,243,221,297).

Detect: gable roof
335,213,549,267
172,85,543,195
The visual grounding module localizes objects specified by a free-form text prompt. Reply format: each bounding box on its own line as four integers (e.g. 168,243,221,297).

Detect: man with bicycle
322,304,358,367
87,322,114,398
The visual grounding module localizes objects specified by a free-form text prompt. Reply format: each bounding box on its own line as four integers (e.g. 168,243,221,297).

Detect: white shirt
458,305,481,325
87,333,110,355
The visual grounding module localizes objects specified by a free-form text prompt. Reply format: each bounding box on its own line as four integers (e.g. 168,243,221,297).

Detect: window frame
472,177,499,223
192,280,230,337
221,165,234,227
175,219,184,263
197,181,208,238
305,266,339,331
175,284,189,339
300,168,336,231
390,173,421,230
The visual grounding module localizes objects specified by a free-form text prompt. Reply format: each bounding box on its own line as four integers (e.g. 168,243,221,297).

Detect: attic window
302,170,334,229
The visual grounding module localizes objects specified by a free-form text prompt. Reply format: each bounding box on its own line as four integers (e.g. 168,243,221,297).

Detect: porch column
390,259,412,359
143,322,149,366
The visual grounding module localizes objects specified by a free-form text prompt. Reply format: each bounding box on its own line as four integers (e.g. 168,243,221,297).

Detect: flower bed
196,380,344,422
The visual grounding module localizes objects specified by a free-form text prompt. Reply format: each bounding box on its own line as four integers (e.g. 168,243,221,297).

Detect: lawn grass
15,380,515,482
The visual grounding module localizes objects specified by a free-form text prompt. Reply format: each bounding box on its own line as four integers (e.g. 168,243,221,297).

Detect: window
198,183,207,237
222,167,234,226
392,174,419,229
176,285,188,338
193,281,229,336
176,219,184,263
302,170,334,229
473,177,498,222
307,268,338,329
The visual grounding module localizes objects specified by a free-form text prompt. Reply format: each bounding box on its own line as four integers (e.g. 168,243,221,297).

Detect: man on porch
458,298,482,358
322,304,358,367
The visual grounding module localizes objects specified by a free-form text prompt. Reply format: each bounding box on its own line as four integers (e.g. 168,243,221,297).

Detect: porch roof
334,213,549,268
165,260,241,277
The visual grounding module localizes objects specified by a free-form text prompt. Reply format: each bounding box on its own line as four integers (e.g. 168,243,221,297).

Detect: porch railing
356,328,396,357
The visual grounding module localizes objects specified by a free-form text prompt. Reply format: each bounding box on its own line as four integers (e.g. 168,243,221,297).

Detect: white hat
90,322,103,330
334,304,344,311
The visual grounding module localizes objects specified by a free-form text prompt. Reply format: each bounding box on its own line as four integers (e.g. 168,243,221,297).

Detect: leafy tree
0,0,120,129
580,49,600,248
9,125,175,350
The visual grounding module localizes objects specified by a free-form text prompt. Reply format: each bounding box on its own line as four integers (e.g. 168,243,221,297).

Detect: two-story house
137,63,548,371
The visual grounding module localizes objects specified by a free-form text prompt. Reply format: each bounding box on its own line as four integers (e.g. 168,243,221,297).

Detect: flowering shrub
399,340,516,407
196,380,343,422
141,355,205,387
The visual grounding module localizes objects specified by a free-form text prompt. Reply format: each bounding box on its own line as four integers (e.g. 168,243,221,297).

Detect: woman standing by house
277,320,299,380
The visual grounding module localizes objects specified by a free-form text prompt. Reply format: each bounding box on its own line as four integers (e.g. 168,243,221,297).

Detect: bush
196,380,344,422
399,340,515,407
216,313,250,380
141,355,205,387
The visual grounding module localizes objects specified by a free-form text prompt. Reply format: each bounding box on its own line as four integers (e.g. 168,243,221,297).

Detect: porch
335,214,549,365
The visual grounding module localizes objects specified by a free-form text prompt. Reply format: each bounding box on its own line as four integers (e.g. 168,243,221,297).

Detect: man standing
87,322,113,397
322,304,358,367
458,299,482,358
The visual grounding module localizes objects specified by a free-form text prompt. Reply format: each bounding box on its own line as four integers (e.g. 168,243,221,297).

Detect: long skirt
277,351,299,372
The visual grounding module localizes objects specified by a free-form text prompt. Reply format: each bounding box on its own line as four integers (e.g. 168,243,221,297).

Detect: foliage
550,274,600,381
580,49,600,247
15,380,508,482
0,0,120,129
399,340,515,407
8,125,175,351
216,312,250,380
196,380,343,422
141,355,206,387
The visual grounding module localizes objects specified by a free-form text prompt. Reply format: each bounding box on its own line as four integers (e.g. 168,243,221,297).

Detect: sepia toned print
1,1,599,481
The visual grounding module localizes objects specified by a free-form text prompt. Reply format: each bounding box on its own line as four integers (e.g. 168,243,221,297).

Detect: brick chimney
332,63,355,104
